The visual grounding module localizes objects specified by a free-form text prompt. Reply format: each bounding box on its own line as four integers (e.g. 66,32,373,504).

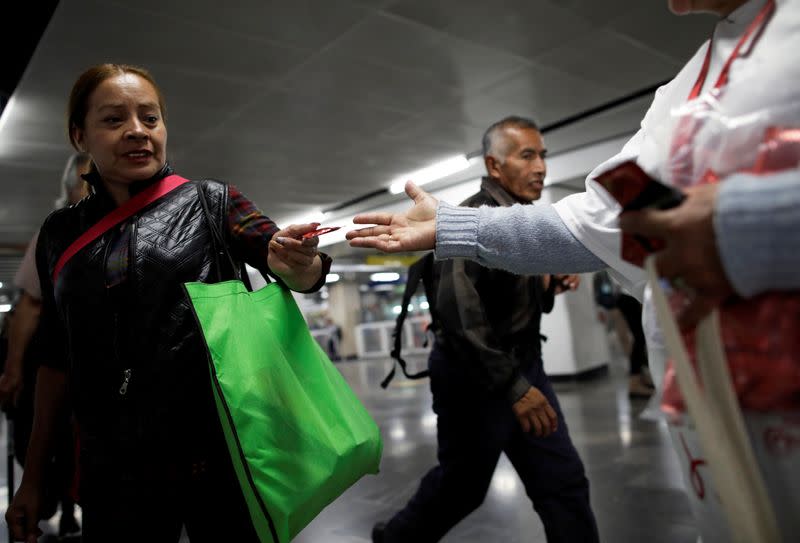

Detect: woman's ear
71,124,86,153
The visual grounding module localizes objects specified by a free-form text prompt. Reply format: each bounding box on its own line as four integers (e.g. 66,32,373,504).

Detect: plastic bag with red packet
595,134,800,543
596,8,800,535
598,114,800,417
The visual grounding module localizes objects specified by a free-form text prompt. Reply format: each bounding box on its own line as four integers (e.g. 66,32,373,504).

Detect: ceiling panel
608,4,716,64
386,0,594,59
542,94,654,153
104,0,373,52
280,50,464,115
553,0,634,26
57,1,313,86
533,29,683,92
458,63,622,128
217,89,413,145
328,12,526,93
376,114,484,155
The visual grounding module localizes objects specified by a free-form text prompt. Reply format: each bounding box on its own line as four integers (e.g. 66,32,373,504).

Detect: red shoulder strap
53,174,191,282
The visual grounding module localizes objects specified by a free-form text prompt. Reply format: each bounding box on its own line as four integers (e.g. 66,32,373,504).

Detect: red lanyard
687,0,776,100
53,174,190,282
669,0,775,187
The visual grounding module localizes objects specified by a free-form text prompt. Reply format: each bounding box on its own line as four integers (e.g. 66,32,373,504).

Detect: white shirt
553,0,800,299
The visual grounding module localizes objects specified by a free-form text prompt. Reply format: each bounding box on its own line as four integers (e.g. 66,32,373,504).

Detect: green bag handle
196,181,260,292
195,181,241,283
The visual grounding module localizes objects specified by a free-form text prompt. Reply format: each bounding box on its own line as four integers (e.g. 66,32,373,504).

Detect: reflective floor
1,354,698,542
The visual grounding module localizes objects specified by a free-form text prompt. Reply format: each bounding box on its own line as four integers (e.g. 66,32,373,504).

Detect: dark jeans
616,294,648,376
80,431,258,542
383,345,599,543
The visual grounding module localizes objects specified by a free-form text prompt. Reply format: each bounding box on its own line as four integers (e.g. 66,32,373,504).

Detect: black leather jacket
434,178,556,403
35,172,302,493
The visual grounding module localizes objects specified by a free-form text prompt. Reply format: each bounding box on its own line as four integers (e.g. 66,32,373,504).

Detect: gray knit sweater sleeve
435,201,606,274
715,170,800,298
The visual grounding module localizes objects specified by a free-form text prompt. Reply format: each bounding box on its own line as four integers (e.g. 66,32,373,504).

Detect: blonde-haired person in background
0,151,91,539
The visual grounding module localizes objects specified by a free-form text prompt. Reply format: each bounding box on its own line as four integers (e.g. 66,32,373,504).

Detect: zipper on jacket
128,219,138,289
117,218,138,398
119,368,132,395
103,222,132,398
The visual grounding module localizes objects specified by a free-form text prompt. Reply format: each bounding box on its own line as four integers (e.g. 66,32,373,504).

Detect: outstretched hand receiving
346,181,439,253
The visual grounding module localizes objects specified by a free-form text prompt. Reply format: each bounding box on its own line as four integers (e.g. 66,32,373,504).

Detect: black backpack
380,253,440,389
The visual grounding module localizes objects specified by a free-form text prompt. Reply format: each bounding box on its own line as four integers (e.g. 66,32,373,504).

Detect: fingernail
276,237,288,245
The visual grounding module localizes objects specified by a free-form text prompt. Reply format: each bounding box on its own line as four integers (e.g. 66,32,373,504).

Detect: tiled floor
0,355,698,542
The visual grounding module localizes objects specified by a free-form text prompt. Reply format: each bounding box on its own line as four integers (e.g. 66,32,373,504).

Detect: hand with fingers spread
512,386,559,437
618,183,733,331
268,223,324,291
346,181,439,252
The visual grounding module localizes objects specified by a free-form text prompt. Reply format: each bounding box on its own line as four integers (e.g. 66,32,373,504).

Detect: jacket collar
481,176,531,207
82,162,174,206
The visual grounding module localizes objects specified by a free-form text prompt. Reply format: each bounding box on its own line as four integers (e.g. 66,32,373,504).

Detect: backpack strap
53,174,190,282
381,254,432,389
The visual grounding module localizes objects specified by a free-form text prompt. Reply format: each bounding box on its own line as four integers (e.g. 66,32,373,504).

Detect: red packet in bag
752,126,800,173
594,161,685,267
600,134,800,416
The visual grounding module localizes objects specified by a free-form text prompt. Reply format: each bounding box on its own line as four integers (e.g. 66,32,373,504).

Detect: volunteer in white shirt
348,0,800,540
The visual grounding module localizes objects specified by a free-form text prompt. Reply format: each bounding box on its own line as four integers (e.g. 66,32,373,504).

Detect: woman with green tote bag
6,63,381,543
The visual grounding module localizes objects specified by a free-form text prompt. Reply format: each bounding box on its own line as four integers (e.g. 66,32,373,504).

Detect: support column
327,280,362,359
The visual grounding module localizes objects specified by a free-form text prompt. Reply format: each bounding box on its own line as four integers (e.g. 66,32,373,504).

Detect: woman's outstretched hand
268,223,323,291
346,181,439,253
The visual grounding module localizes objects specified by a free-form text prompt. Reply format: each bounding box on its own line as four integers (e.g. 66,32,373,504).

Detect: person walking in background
372,116,598,543
0,152,91,540
0,153,91,406
593,271,653,398
616,294,653,398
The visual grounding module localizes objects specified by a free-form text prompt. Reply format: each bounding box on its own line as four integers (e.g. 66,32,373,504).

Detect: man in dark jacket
373,116,599,542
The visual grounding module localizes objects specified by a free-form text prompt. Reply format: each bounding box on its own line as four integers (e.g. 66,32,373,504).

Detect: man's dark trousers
383,344,599,543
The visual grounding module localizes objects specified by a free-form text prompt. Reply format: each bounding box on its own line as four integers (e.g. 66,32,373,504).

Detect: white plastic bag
647,258,780,542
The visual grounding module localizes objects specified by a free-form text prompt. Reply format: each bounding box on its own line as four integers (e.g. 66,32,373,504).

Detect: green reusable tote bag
184,279,383,542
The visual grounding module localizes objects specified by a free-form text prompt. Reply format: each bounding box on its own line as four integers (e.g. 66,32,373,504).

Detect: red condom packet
594,161,685,267
598,145,800,415
302,226,341,239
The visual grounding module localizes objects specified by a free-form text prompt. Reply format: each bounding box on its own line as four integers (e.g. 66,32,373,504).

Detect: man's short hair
481,116,540,163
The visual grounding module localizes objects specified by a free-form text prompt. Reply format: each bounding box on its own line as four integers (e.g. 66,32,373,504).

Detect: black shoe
629,375,655,399
372,521,387,543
